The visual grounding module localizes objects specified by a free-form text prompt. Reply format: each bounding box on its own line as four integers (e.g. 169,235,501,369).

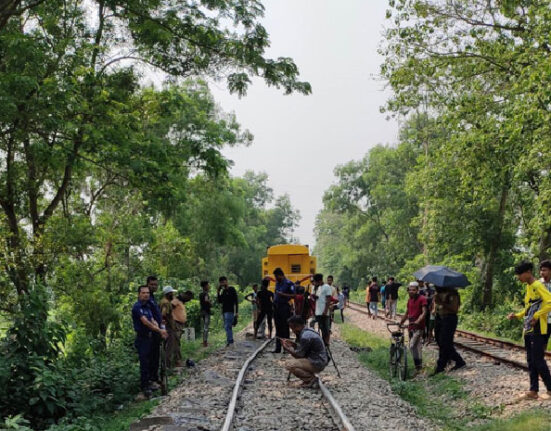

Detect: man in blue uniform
146,275,165,388
132,285,168,399
272,268,295,353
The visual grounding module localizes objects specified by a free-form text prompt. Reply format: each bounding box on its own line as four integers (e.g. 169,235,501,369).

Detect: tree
379,0,551,307
0,0,310,298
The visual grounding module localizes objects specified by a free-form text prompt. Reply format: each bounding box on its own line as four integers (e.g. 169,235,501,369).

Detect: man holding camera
282,315,328,388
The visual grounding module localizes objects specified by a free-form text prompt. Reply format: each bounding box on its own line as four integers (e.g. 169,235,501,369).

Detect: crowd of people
131,269,348,398
131,276,195,399
131,259,551,401
366,258,551,396
364,276,452,375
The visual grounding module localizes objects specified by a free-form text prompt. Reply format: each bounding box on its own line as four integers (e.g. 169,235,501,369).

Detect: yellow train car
261,244,316,288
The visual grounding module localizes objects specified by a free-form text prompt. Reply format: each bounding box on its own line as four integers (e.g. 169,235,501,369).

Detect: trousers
201,311,210,343
435,314,465,371
387,299,397,318
166,321,184,367
135,336,152,391
149,333,160,382
409,329,423,367
285,358,322,383
255,307,273,335
223,312,234,344
274,303,291,352
525,331,551,392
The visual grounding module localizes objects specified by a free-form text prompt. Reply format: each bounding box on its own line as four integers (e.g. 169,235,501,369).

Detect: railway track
131,336,355,431
347,301,551,371
225,338,355,431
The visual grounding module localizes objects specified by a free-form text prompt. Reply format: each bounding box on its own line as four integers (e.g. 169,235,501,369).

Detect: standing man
434,286,466,374
132,285,168,399
313,273,333,346
380,280,387,314
172,290,193,367
342,284,350,306
327,275,337,325
254,278,274,339
217,276,239,347
337,287,345,322
420,282,436,343
282,315,328,388
386,277,402,319
199,281,212,347
367,277,380,320
507,261,551,399
245,284,265,336
146,275,164,388
159,286,178,368
400,282,427,374
272,268,296,353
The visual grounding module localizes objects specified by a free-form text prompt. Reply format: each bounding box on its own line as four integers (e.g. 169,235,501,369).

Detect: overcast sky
210,0,399,247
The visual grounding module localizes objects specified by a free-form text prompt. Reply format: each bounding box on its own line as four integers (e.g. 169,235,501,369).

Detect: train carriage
261,244,316,288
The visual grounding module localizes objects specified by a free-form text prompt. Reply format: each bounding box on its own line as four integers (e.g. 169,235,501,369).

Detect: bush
460,302,523,342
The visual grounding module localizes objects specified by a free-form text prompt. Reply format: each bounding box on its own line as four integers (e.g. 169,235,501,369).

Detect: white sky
210,0,399,247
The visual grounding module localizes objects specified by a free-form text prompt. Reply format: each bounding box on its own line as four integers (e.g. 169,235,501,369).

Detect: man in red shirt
400,281,428,374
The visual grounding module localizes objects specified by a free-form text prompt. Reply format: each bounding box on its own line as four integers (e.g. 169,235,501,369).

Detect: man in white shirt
313,273,333,346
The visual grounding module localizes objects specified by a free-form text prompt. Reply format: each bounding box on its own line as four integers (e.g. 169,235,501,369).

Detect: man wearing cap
400,282,427,374
132,285,168,399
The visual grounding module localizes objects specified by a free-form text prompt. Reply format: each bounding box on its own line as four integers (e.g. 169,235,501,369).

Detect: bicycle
387,322,408,381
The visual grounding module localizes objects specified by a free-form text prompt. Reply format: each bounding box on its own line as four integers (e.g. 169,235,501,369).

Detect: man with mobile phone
217,276,238,347
281,315,328,388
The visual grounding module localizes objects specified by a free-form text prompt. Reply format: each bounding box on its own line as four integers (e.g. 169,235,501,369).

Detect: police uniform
132,300,155,393
148,293,163,382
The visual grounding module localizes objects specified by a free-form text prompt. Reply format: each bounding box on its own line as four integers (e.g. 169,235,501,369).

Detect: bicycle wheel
397,345,408,381
389,343,397,378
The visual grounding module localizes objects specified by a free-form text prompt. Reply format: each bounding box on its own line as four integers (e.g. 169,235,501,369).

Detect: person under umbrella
433,286,466,373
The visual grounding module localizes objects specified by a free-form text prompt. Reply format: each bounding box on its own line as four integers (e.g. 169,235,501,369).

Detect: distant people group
364,274,464,376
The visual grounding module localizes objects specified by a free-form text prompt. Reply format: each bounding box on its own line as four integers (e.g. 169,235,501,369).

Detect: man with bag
507,261,551,400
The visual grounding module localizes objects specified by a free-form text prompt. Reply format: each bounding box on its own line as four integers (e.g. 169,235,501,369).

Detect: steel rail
221,337,273,431
220,337,356,431
318,378,356,431
346,301,545,371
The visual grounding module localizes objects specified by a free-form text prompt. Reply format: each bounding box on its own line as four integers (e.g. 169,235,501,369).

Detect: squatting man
281,315,328,388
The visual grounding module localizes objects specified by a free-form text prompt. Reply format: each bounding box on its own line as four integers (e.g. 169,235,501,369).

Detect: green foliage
0,1,306,427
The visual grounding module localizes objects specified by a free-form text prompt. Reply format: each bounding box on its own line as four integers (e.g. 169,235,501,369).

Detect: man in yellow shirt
507,261,551,400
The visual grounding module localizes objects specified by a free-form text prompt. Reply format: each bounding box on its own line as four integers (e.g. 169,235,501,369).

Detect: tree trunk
481,176,510,309
538,226,551,261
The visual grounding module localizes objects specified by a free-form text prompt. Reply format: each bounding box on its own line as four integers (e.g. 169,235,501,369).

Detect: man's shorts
315,315,331,340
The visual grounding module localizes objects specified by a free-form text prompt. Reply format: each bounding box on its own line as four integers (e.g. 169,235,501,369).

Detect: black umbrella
413,265,470,288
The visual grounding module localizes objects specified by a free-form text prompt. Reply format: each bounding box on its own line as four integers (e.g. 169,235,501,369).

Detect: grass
65,309,253,431
337,322,551,431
